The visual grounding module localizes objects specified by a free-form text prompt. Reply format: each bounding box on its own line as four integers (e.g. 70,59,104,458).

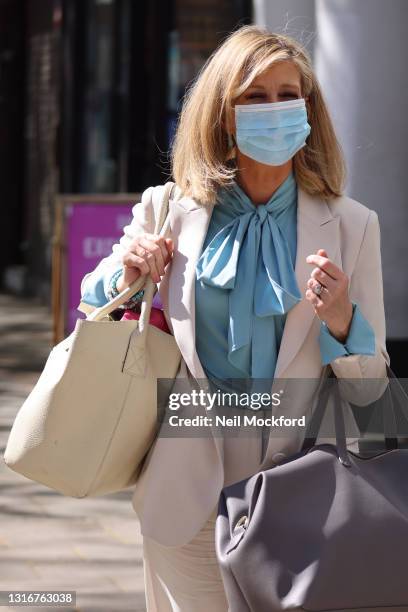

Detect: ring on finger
312,281,325,296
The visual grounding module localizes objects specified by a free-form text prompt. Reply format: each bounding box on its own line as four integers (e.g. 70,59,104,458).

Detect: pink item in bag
121,307,171,334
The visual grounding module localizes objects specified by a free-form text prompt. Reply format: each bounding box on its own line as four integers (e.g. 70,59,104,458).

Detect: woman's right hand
116,233,174,293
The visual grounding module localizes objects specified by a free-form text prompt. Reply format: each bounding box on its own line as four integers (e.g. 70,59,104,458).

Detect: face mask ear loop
226,132,237,161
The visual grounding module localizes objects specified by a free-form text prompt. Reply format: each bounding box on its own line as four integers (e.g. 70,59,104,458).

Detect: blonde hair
170,25,346,205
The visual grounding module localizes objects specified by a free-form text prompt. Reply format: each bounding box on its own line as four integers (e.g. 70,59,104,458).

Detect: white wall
253,0,315,57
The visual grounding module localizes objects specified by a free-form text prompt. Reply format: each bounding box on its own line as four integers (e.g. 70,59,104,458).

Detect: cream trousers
142,504,228,612
140,430,266,611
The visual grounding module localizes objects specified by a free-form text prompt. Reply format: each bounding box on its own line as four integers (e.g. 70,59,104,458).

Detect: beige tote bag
3,181,182,497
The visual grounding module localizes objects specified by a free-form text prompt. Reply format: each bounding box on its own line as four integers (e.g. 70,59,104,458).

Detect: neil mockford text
166,414,306,428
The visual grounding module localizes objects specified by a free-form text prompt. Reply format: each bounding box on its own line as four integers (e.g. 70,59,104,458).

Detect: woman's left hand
305,249,353,344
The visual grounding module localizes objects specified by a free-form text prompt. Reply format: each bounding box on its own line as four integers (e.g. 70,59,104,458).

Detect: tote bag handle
87,181,179,322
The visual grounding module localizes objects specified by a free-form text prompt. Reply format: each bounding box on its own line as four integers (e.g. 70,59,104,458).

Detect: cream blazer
78,183,390,547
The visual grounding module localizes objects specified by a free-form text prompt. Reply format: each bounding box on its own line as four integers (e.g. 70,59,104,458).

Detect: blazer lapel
274,187,342,378
159,195,225,464
160,195,214,381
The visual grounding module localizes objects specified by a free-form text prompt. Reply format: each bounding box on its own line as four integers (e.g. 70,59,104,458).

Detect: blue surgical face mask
234,98,311,166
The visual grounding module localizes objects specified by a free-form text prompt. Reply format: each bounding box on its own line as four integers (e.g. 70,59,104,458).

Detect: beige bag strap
87,181,179,322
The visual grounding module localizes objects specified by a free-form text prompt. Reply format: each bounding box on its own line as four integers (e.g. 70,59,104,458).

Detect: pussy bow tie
196,174,302,375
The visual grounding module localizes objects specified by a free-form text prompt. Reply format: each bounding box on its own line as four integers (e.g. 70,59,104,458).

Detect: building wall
0,0,26,288
253,0,315,57
314,0,408,341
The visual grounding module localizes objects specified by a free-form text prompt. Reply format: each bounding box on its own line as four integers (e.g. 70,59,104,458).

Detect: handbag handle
381,367,408,448
301,364,408,465
86,181,178,322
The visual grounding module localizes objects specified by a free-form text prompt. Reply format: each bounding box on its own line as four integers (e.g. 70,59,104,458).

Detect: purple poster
65,202,134,333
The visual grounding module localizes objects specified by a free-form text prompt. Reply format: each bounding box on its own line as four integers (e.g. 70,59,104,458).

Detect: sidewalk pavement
0,293,147,612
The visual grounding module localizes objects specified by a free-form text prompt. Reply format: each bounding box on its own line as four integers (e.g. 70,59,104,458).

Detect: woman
78,25,389,612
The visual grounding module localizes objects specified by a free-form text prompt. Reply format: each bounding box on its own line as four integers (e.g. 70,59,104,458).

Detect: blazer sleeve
77,185,157,315
329,209,390,403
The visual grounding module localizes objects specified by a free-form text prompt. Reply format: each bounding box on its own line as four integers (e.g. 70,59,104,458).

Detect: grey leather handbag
215,367,408,612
